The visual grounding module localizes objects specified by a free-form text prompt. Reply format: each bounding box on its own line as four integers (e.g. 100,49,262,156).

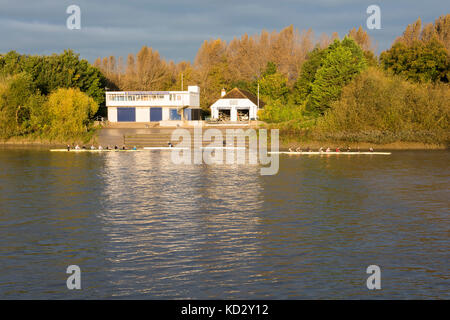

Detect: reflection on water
0,148,448,299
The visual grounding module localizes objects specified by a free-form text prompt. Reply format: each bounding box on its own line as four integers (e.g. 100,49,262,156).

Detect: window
170,109,181,120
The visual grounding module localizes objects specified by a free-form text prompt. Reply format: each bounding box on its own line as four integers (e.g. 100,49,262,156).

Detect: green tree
292,47,328,105
380,38,449,83
0,73,38,138
259,72,289,103
0,50,106,105
307,38,367,114
306,38,367,114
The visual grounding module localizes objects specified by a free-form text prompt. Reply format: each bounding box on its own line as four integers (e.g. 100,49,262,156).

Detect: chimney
221,88,226,97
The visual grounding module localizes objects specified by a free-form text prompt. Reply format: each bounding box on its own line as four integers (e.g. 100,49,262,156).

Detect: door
117,108,135,122
184,108,192,120
150,108,162,122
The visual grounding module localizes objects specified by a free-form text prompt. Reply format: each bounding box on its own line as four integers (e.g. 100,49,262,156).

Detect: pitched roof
221,88,265,107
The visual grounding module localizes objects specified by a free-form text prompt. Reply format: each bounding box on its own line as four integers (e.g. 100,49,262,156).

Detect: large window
170,109,181,120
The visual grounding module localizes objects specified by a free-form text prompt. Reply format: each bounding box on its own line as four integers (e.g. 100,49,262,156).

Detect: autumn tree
43,88,98,140
194,39,229,110
381,15,450,83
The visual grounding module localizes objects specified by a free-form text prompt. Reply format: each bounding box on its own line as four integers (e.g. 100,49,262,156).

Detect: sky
0,0,448,63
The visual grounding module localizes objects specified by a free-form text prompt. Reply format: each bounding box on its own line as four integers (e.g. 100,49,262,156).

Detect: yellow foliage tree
44,88,98,140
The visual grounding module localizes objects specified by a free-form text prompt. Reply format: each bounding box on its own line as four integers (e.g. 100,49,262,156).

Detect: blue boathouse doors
150,108,162,122
117,108,136,122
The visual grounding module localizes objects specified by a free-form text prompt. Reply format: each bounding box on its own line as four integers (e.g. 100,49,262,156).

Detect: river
0,147,448,299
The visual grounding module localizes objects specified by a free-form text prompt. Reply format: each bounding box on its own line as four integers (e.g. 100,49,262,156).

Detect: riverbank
1,130,448,150
0,136,96,148
278,140,448,150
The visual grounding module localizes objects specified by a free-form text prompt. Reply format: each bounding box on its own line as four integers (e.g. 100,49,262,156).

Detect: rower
168,142,173,148
132,146,137,150
295,146,302,152
98,145,103,150
347,146,351,152
319,147,324,152
288,147,293,152
90,145,95,150
122,145,127,150
369,147,374,152
326,147,331,152
114,145,118,150
67,145,70,151
336,147,340,152
75,144,80,150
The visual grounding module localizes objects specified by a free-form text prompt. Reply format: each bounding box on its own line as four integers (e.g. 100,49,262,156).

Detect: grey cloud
0,0,448,62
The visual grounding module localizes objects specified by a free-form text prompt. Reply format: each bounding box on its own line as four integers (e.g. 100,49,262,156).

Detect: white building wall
136,107,150,122
230,108,238,121
210,98,258,120
162,107,170,121
108,107,117,122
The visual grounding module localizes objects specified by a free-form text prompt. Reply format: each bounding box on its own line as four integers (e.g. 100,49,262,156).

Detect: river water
0,147,448,299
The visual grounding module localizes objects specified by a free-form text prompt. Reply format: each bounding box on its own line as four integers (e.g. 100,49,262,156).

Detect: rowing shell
201,146,246,150
50,149,141,152
269,151,391,155
143,147,189,150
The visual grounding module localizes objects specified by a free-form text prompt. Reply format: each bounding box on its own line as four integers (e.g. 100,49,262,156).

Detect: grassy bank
0,129,98,147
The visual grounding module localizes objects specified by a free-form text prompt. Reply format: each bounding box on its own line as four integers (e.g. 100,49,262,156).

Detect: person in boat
357,147,360,152
114,145,118,150
90,145,95,150
98,145,103,150
75,144,80,150
288,147,294,152
326,147,331,152
306,147,311,152
168,142,173,148
369,147,374,152
132,146,137,150
336,147,340,152
223,140,226,147
67,145,70,151
295,146,302,152
82,145,87,149
319,147,324,152
347,146,351,152
122,145,127,150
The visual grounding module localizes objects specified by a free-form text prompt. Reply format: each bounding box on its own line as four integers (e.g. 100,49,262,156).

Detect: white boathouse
106,86,201,123
210,88,264,122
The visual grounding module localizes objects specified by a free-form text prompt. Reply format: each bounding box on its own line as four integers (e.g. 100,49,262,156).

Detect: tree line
0,14,448,144
0,50,105,141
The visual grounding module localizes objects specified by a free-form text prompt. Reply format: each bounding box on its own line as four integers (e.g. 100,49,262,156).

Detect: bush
313,68,450,144
42,88,99,141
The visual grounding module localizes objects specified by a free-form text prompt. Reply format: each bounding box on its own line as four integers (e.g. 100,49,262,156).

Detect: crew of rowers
67,144,137,151
288,146,374,152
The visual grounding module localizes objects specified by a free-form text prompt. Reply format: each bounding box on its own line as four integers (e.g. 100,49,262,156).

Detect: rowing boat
50,149,141,152
143,147,189,150
269,151,391,155
201,146,246,150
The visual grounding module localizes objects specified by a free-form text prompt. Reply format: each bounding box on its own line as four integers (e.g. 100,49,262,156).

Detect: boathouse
210,88,264,122
106,86,201,124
